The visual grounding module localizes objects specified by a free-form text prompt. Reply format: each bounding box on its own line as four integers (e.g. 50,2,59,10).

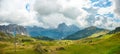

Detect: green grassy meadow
0,32,120,54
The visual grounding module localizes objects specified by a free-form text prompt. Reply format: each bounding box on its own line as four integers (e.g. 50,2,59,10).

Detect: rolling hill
64,26,110,40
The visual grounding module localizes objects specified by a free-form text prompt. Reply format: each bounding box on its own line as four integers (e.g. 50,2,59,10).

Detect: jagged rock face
0,24,28,35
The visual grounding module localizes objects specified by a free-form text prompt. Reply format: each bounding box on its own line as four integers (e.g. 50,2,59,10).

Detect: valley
0,26,120,54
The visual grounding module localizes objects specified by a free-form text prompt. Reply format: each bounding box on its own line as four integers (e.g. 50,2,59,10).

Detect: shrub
33,43,45,54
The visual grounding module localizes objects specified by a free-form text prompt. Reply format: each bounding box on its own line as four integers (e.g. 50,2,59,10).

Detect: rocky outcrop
0,24,28,35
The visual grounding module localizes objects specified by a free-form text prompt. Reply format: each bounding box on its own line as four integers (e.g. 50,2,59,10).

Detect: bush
34,43,45,54
56,47,65,50
21,38,33,42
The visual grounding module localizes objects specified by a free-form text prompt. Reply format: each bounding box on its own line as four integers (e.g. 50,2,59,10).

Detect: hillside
0,32,13,41
0,27,120,54
109,27,120,34
32,36,54,41
56,32,120,54
64,26,110,40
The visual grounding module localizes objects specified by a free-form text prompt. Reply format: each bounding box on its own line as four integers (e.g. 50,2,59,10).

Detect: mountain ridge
108,27,120,34
27,23,80,39
64,26,110,40
0,24,28,35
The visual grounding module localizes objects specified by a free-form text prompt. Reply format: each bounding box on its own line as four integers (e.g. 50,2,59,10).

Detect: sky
0,0,120,30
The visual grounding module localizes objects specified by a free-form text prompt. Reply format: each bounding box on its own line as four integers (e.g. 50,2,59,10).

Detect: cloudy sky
0,0,120,30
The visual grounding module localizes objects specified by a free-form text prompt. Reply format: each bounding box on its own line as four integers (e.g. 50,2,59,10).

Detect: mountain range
1,24,120,40
0,25,120,54
64,26,110,40
27,23,80,39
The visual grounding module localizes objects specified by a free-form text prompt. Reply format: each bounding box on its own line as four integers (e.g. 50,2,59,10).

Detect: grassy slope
56,33,120,54
0,32,120,54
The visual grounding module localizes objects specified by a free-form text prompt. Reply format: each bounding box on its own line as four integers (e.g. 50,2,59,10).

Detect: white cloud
77,6,120,30
97,6,114,15
41,13,74,28
93,15,120,29
113,0,120,17
62,7,81,19
0,0,39,26
76,16,89,28
0,0,120,29
34,0,61,15
57,0,91,9
33,0,81,28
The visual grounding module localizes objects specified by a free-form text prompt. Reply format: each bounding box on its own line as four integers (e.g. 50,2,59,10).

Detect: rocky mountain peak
0,24,28,35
